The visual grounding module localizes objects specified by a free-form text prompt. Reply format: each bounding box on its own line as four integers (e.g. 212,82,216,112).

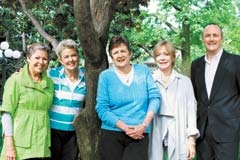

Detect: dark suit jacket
191,50,240,142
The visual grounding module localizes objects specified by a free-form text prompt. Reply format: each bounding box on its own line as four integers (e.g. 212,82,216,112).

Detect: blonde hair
153,40,176,66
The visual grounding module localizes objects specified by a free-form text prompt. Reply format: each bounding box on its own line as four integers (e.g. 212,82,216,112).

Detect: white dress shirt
204,49,223,98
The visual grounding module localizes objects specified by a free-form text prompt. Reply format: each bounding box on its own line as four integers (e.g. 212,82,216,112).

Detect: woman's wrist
188,136,196,146
5,136,15,148
141,122,147,128
142,110,154,128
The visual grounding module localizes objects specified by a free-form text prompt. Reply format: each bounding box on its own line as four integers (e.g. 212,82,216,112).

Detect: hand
6,146,16,160
5,136,16,160
115,120,146,140
126,123,146,140
186,138,196,160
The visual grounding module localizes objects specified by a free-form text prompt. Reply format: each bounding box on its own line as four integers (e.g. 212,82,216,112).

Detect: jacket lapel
209,52,229,102
196,57,209,102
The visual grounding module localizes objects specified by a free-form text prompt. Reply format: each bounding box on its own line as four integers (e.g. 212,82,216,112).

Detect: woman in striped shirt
48,39,86,160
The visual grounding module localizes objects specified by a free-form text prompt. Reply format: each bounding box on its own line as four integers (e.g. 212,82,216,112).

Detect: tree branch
168,1,182,11
18,0,58,50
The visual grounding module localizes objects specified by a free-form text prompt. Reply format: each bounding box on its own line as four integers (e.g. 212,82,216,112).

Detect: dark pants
100,129,149,160
51,129,79,160
25,157,51,160
196,123,239,160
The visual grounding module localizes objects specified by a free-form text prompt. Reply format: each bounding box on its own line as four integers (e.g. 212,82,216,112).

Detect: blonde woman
149,40,199,160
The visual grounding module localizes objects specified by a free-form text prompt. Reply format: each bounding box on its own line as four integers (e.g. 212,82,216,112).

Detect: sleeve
47,68,51,77
0,75,20,116
95,72,119,127
186,78,200,138
190,60,197,100
146,66,161,114
2,112,13,136
235,55,240,92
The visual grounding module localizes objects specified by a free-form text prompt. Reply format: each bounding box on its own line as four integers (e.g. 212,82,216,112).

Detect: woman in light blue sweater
96,35,161,160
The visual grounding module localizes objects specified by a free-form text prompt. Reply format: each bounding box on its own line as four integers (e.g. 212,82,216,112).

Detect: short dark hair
108,35,131,55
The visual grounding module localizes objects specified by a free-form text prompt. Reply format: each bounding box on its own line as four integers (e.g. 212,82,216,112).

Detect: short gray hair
56,39,78,57
26,43,50,58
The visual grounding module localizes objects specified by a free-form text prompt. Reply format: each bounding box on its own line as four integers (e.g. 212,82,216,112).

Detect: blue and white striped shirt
48,66,86,131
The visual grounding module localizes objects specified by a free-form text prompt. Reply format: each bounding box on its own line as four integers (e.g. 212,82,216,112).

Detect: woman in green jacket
0,43,54,160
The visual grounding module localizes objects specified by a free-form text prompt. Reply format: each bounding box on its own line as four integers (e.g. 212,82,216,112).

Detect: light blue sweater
96,64,161,133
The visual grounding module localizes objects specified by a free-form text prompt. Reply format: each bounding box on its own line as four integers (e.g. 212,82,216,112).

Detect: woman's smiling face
110,43,131,69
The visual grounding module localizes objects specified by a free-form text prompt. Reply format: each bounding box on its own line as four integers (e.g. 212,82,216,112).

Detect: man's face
202,24,223,55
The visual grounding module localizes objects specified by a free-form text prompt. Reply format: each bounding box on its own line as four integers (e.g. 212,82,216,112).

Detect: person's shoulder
192,55,204,64
191,55,205,70
78,66,85,72
178,72,188,79
174,70,189,80
99,67,114,77
224,50,239,58
4,69,24,87
48,66,62,72
180,74,191,84
134,63,148,68
48,66,63,77
44,73,54,84
222,50,240,63
133,64,150,72
174,71,193,87
7,72,21,82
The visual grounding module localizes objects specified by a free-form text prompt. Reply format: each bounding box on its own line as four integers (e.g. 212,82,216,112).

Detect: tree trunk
17,0,123,159
181,19,191,76
73,0,116,159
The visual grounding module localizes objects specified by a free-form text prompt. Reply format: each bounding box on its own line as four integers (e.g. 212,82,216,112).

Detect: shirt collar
153,68,181,83
204,48,223,64
58,66,85,82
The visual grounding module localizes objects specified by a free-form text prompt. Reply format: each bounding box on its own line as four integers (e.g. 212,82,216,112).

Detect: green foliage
223,16,240,54
0,0,78,50
0,0,240,157
0,0,240,66
110,10,167,63
109,0,240,75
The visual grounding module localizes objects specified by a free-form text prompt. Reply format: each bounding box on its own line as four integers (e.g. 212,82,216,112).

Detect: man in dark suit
191,23,240,160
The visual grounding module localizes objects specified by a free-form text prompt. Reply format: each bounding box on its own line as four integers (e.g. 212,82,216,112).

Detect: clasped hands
124,124,146,140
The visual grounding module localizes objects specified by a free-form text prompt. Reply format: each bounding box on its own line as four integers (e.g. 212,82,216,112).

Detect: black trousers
100,129,149,160
25,158,51,160
196,123,239,160
50,129,79,160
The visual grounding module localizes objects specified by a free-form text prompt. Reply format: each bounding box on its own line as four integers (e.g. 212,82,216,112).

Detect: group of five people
1,23,240,160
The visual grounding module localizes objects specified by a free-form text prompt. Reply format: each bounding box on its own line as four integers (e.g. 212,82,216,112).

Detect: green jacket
0,64,54,159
